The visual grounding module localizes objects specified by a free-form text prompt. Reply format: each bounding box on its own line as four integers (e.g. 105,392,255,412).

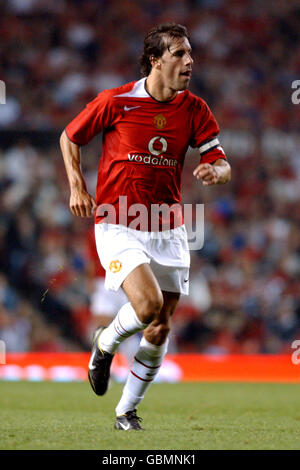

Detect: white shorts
90,278,128,317
94,223,190,295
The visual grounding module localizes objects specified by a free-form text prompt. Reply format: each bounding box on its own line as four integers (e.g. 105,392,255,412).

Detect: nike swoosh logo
118,421,130,430
184,279,189,283
89,350,96,370
124,105,141,111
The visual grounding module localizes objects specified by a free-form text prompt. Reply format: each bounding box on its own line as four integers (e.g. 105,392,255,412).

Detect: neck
145,74,177,102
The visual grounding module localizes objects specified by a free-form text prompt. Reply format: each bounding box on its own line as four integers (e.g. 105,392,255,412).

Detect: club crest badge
154,114,166,129
109,260,122,273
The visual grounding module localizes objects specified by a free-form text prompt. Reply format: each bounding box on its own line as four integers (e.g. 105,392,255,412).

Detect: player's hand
193,163,221,186
69,189,97,217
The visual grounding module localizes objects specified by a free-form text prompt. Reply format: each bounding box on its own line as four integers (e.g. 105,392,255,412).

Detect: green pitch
0,381,300,450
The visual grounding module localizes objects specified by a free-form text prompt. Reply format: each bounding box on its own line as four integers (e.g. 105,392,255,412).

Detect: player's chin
178,76,191,90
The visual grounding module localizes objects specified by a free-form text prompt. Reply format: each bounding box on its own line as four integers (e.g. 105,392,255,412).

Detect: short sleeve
65,90,116,146
190,98,227,164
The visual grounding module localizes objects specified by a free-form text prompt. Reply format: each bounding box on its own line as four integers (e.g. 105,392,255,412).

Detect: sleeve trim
65,127,83,146
198,138,220,155
200,144,220,157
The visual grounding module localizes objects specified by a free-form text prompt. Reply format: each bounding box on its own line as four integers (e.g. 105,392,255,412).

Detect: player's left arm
190,99,231,186
193,158,231,186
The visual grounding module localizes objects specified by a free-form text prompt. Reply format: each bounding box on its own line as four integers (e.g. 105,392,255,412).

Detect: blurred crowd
0,0,299,132
0,0,300,354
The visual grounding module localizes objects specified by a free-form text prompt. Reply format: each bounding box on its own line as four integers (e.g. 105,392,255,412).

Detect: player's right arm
60,130,97,217
60,89,119,217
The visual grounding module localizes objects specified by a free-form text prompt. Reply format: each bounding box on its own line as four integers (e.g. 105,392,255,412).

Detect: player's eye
174,50,192,59
168,46,193,59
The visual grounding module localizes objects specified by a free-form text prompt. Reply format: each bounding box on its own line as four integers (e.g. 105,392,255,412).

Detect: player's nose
185,52,193,66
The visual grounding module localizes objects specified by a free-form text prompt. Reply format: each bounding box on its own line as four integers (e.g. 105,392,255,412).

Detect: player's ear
150,54,161,70
149,54,155,67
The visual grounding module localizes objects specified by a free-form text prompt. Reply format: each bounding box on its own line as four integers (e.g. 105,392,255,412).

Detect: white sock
115,336,169,416
98,302,148,354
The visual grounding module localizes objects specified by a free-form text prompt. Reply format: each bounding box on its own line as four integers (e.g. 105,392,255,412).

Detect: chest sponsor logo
128,136,176,167
154,113,166,129
148,136,167,156
128,154,177,167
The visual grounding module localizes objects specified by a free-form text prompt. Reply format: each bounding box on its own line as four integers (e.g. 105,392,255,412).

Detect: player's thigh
121,263,164,323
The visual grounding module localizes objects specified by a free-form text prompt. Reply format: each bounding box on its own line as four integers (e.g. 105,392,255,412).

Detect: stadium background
0,0,300,381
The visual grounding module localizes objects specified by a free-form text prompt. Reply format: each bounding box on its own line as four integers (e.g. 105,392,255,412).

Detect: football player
60,23,231,431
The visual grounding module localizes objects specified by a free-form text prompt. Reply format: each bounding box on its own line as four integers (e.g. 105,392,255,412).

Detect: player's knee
136,292,164,324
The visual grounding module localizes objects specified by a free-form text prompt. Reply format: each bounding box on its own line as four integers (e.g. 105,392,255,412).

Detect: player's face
159,37,193,91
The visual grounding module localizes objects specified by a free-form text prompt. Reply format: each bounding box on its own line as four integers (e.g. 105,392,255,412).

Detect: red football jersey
65,78,226,230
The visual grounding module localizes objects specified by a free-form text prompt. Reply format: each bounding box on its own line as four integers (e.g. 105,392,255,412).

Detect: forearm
212,158,231,184
60,130,96,217
60,130,86,192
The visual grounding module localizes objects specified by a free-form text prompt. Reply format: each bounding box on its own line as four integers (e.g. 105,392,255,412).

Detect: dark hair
139,23,190,76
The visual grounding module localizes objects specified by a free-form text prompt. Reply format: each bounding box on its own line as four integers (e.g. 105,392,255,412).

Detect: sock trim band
134,356,161,369
130,370,154,382
113,324,128,338
117,313,131,335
